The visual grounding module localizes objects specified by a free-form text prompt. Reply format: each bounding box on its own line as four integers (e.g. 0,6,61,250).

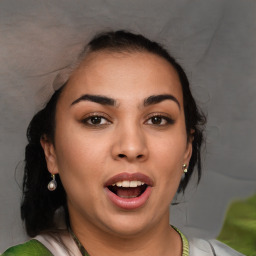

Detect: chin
100,211,155,238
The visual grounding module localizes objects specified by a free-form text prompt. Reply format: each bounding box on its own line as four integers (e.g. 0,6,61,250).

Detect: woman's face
43,51,192,237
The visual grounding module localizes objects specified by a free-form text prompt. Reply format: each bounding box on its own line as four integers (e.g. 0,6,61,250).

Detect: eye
145,114,174,126
82,114,111,127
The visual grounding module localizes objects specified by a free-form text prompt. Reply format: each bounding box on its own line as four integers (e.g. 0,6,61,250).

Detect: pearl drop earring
47,174,57,191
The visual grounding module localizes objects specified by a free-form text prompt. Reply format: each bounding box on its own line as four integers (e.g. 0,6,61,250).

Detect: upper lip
104,172,154,187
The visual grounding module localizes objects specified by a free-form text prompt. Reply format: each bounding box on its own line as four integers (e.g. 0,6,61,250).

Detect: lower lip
105,186,152,210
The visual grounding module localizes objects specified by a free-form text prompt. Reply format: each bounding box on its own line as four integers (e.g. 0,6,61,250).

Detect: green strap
172,226,190,256
69,228,90,256
1,239,53,256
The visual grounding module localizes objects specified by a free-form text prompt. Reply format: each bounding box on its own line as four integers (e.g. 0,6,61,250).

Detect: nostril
117,153,145,160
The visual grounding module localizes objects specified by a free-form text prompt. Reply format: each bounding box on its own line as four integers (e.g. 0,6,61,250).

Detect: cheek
54,133,107,215
150,130,187,164
53,126,108,191
55,122,106,164
149,132,187,188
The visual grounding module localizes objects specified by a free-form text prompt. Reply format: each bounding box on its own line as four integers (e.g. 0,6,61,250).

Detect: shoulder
2,239,53,256
189,238,245,256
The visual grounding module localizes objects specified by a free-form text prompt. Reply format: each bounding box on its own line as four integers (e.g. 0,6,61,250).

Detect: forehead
61,51,183,106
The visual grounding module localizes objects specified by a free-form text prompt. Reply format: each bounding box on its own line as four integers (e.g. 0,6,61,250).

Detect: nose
111,123,149,162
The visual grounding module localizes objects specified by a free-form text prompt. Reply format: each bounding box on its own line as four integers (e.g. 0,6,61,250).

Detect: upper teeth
112,180,145,188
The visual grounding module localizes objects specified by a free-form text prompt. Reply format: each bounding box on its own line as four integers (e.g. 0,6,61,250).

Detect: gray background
0,0,255,252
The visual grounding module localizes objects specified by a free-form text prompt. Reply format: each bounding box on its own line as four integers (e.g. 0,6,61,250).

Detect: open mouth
104,172,153,209
108,181,148,198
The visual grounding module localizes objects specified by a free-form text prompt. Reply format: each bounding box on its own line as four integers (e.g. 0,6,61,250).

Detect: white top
35,233,81,256
189,238,245,256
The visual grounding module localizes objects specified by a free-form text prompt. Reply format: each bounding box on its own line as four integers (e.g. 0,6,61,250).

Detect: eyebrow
71,94,116,106
144,94,180,109
70,93,180,109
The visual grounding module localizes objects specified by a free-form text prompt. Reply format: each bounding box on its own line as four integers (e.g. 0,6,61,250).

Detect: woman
2,31,243,256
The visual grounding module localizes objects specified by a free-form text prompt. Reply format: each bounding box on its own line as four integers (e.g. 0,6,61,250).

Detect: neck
69,211,182,256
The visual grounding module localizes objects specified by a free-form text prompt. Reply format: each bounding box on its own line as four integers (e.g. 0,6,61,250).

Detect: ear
183,131,194,165
40,135,59,175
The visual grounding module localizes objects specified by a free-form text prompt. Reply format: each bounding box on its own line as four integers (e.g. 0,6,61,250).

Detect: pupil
152,116,161,124
91,116,101,124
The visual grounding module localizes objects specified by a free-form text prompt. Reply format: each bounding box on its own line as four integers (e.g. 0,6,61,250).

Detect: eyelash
81,113,112,127
145,113,175,126
81,113,174,127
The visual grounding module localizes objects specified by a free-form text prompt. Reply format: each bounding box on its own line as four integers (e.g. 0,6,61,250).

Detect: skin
41,51,192,256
